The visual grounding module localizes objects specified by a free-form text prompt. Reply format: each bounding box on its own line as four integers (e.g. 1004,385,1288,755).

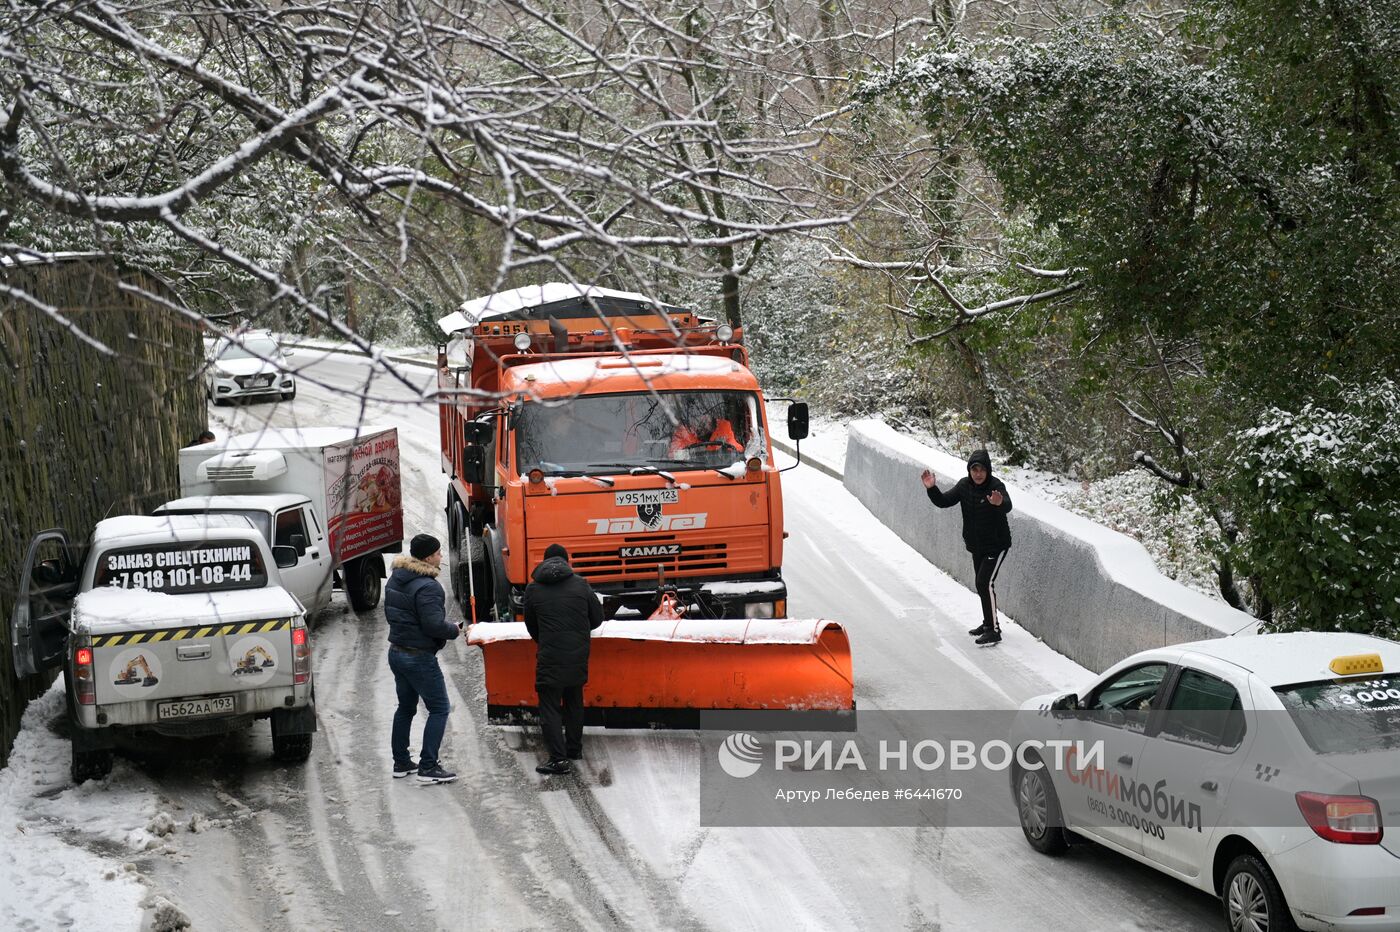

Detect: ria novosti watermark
720,732,1099,778
697,709,1374,830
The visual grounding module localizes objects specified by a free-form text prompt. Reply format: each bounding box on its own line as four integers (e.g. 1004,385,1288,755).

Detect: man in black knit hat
524,543,603,775
385,533,460,784
921,450,1013,645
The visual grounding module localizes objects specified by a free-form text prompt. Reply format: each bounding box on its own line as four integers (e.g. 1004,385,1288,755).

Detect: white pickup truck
10,514,316,782
155,426,404,616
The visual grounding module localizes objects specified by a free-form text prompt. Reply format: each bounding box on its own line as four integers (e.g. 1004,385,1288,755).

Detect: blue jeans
388,648,451,771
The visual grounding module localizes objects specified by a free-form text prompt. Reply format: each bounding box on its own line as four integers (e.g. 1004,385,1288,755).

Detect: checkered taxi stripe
91,619,291,647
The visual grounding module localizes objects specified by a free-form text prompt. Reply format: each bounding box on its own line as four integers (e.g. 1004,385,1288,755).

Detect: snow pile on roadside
0,684,151,931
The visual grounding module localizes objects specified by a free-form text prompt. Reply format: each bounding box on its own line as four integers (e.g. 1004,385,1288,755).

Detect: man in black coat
921,449,1013,645
524,543,603,775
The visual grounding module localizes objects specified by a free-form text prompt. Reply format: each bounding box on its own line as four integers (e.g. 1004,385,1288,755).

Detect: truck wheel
71,747,113,783
448,501,468,604
466,551,494,622
1223,854,1296,932
347,555,382,611
272,732,313,763
1015,761,1068,855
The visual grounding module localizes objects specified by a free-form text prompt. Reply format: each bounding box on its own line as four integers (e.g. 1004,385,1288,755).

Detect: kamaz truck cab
437,284,853,728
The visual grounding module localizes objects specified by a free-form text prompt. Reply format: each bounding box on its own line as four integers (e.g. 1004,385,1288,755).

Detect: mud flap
271,703,318,736
469,618,854,729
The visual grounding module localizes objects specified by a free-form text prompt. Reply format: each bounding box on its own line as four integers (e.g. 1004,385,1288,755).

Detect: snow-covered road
4,350,1223,931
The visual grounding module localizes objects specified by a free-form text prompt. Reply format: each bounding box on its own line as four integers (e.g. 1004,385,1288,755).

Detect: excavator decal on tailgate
109,650,162,698
230,637,279,684
91,617,291,647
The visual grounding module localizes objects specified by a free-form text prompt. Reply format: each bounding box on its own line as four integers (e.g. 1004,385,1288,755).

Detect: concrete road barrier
843,420,1255,672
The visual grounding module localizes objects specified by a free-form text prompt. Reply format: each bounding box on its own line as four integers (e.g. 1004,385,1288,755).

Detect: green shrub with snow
1226,380,1400,638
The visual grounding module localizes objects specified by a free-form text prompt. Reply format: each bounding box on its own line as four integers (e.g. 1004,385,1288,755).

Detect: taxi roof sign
1329,653,1384,676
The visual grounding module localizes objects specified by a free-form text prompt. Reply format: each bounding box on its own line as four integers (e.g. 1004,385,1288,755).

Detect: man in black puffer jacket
385,534,460,784
921,449,1013,645
524,543,603,775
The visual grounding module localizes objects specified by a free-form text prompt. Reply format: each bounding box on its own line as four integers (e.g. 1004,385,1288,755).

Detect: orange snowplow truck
436,284,854,728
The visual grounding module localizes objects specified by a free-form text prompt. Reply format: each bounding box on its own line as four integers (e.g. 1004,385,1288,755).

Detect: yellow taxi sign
1330,653,1385,676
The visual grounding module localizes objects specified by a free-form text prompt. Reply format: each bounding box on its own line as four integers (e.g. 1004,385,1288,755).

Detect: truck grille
563,527,768,583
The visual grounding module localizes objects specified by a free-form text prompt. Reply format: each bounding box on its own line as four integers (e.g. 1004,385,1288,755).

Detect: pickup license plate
156,695,235,720
615,489,679,507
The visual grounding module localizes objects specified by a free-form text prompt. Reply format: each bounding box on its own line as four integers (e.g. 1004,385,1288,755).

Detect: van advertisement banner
325,430,403,561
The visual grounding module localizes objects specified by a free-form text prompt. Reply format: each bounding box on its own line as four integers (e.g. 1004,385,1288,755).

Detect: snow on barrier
843,420,1256,672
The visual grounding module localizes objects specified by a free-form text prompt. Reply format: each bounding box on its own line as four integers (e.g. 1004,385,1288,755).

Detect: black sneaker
536,759,573,776
393,761,418,779
417,764,458,785
975,629,1002,646
968,623,989,636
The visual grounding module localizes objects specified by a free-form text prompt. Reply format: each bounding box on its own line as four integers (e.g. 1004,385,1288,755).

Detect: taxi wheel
1223,854,1297,932
1015,764,1067,855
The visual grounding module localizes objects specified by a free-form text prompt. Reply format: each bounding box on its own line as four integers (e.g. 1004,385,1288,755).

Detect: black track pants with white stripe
972,549,1009,630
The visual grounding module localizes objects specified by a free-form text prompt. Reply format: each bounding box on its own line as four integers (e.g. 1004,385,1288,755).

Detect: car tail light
1296,792,1383,844
292,624,311,684
74,646,96,705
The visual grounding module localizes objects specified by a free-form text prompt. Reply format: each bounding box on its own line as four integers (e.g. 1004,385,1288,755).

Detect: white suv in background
206,330,296,404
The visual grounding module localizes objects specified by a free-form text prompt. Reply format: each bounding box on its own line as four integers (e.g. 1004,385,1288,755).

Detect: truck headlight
744,601,775,619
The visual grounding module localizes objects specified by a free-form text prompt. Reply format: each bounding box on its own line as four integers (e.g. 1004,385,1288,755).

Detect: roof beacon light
716,324,734,344
513,332,531,351
745,456,762,473
1330,653,1384,676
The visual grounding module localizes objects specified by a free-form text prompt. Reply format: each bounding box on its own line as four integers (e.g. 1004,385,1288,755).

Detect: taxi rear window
1275,676,1400,755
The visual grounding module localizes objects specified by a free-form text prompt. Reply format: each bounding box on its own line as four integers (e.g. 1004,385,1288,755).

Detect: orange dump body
468,618,854,729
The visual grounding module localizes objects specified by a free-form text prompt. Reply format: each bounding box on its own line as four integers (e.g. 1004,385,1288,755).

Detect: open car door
10,529,80,678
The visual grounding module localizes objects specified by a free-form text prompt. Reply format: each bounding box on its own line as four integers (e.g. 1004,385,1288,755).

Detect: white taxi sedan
1011,632,1400,932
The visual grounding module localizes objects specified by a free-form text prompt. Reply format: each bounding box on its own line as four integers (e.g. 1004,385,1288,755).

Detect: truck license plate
615,489,679,507
156,695,235,720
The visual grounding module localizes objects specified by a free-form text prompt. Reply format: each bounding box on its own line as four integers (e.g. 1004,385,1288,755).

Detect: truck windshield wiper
582,462,678,483
647,457,747,480
531,465,616,486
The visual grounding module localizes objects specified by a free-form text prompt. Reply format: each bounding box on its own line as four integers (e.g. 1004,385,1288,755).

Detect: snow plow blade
467,618,854,729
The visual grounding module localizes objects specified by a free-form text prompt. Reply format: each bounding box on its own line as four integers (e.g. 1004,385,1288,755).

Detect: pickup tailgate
91,617,296,706
76,588,300,707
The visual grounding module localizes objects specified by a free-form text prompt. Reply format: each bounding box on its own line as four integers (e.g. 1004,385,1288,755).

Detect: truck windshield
93,540,269,594
516,390,765,474
1275,676,1400,755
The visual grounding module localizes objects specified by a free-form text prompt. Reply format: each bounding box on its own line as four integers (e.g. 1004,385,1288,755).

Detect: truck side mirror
462,445,487,485
289,534,307,556
786,402,809,441
463,421,493,445
272,545,298,569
